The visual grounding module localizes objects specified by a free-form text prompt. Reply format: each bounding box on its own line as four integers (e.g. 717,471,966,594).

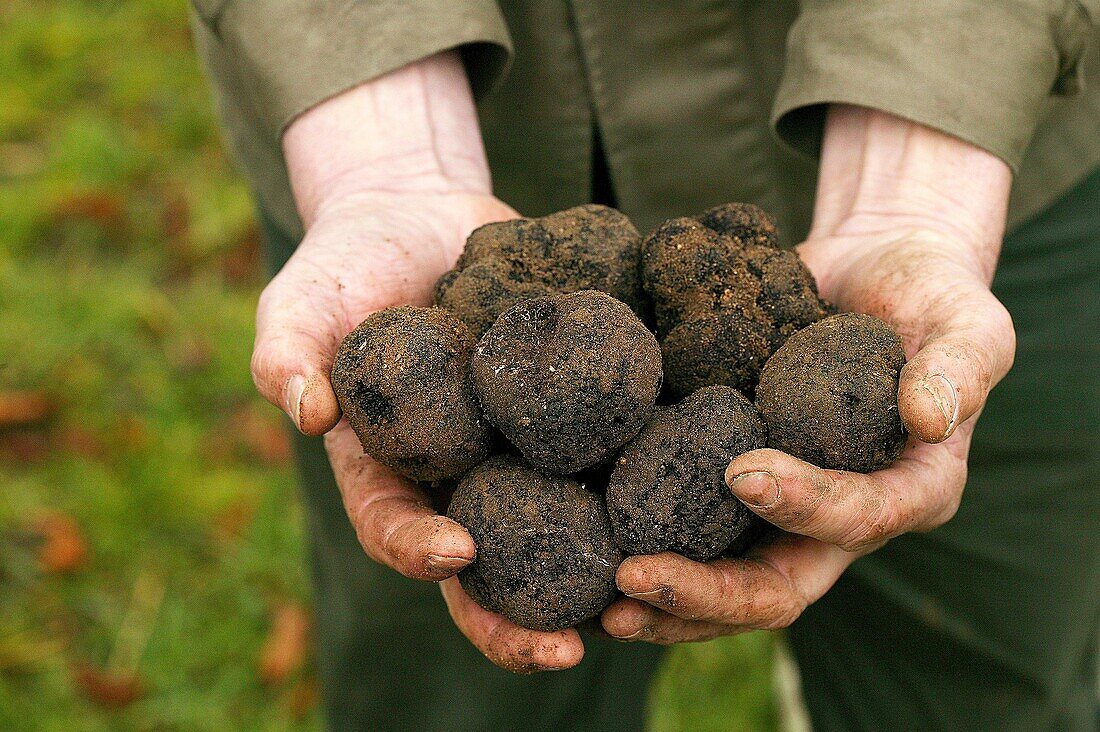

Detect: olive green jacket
191,0,1100,243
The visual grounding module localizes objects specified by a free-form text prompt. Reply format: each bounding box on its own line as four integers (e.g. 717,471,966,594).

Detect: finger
440,578,584,672
326,421,476,580
612,536,854,630
252,260,345,436
899,289,1015,443
726,443,967,552
601,596,733,644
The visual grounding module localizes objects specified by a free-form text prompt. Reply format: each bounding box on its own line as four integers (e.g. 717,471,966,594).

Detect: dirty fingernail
729,471,779,508
625,587,674,607
610,629,644,642
426,553,471,575
922,374,959,442
285,374,307,430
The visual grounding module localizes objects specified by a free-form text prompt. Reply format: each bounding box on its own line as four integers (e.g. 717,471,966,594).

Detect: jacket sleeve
191,0,512,138
771,0,1097,171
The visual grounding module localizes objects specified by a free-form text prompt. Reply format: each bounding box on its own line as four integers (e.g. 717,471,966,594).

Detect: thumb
251,264,344,436
898,288,1015,443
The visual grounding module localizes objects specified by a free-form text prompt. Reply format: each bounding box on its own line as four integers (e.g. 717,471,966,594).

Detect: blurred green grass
0,2,777,730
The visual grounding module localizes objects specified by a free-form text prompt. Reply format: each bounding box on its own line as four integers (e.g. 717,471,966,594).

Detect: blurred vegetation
0,2,776,730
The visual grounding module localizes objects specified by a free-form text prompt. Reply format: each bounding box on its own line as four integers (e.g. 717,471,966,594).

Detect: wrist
809,105,1012,282
282,50,492,228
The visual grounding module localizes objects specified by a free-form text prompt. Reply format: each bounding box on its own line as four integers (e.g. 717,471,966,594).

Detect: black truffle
698,202,780,248
472,290,662,475
447,455,622,631
435,204,646,337
606,385,768,561
755,313,907,473
330,306,492,482
641,204,830,397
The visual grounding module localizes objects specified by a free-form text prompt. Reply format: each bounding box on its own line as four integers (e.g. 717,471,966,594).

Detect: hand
602,106,1017,643
251,52,585,671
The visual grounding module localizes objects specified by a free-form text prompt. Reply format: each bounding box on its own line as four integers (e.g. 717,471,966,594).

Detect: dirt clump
331,306,492,482
472,290,662,475
641,204,830,397
606,385,767,561
435,204,646,338
698,202,780,248
447,455,622,631
756,313,907,473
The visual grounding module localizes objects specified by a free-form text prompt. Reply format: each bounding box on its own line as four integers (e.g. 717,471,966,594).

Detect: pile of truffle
331,204,907,632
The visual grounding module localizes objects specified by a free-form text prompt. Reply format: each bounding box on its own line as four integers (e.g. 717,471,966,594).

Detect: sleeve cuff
207,0,512,137
771,0,1093,172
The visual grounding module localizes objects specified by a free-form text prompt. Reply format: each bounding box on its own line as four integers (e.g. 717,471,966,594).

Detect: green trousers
262,168,1099,732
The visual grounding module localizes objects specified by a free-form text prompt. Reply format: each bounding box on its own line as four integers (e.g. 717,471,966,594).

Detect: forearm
809,105,1013,285
282,50,492,228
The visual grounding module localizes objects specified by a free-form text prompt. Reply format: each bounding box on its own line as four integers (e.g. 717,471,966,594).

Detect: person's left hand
601,106,1017,643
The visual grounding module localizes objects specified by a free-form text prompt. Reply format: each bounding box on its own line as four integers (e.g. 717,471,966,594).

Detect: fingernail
610,629,644,642
285,374,307,430
426,553,471,575
922,374,959,442
625,586,674,607
729,471,780,508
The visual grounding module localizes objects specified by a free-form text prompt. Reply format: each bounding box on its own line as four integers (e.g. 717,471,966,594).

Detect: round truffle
330,306,492,482
472,290,662,475
640,208,830,397
435,204,646,337
756,313,907,473
447,455,622,631
698,202,780,248
606,385,768,561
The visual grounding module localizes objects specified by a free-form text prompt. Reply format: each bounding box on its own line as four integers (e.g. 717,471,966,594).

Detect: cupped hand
602,225,1015,642
601,106,1016,643
252,187,584,670
250,51,587,672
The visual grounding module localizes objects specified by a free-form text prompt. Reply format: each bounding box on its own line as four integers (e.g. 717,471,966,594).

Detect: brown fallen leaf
0,429,50,463
51,190,127,232
113,414,150,453
36,513,88,574
283,678,320,720
259,602,312,686
232,406,292,466
221,220,262,285
72,663,145,709
211,497,257,543
56,423,107,460
0,391,55,427
167,335,214,375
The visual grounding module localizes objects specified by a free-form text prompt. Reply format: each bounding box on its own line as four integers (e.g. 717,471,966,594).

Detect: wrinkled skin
600,107,1017,647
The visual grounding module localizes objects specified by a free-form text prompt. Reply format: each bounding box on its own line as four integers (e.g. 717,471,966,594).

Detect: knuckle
698,569,738,623
839,488,902,552
755,596,804,630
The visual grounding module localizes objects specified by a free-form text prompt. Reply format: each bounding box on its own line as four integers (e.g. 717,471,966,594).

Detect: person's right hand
249,52,587,673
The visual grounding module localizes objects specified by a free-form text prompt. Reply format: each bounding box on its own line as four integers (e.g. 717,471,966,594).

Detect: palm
264,190,517,343
601,224,1015,644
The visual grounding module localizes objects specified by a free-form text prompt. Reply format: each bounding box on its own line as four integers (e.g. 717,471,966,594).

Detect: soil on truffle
641,204,831,397
447,455,622,631
330,306,492,482
435,204,647,338
756,313,907,473
472,290,662,475
698,202,780,249
606,385,768,561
